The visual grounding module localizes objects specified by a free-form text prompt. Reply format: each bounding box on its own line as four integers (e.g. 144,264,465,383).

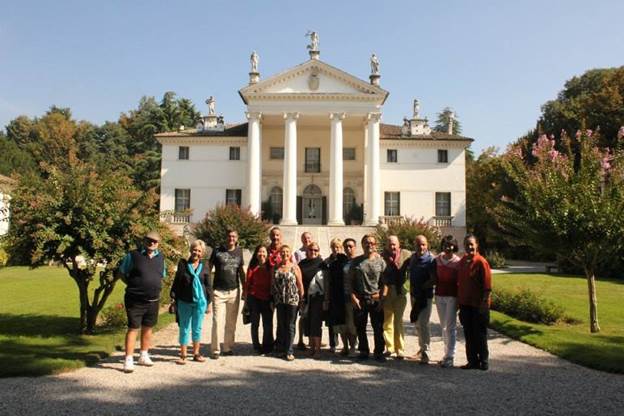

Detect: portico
240,59,388,226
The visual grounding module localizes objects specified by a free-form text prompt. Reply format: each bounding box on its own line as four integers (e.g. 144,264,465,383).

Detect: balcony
160,212,191,224
430,216,453,227
379,215,406,227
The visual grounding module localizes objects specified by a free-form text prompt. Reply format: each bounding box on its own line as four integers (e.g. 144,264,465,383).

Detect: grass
0,266,173,377
490,273,624,373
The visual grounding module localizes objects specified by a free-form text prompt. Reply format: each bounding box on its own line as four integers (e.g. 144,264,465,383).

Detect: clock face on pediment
239,60,388,101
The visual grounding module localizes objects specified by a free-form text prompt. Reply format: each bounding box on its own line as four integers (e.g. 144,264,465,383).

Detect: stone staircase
277,225,376,258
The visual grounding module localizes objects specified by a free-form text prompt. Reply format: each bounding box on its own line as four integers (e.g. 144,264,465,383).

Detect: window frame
270,147,284,160
343,147,356,161
384,191,400,216
174,188,191,212
387,149,398,163
178,146,189,160
305,147,321,173
437,149,449,164
435,192,452,217
225,189,242,207
229,146,241,161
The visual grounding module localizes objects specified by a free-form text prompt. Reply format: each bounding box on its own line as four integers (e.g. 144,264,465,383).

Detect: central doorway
302,184,323,225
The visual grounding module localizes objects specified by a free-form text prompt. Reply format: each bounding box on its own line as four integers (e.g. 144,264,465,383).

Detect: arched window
270,187,283,222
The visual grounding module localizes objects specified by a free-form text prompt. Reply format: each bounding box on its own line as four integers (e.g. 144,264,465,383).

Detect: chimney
448,111,455,134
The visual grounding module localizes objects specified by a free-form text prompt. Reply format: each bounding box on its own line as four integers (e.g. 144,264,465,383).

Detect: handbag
242,302,251,325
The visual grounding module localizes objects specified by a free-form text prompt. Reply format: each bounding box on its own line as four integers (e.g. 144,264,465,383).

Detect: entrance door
302,184,323,225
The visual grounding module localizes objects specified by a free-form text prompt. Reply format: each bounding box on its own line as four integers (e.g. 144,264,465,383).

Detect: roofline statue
306,31,319,51
370,53,380,75
250,51,259,73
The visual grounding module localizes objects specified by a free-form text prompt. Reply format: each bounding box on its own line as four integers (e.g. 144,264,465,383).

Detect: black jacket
170,258,211,303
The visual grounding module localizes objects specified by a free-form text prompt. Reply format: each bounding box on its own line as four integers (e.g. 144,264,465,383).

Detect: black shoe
296,342,307,351
221,350,234,356
374,354,387,363
480,362,489,371
356,353,369,361
460,363,479,370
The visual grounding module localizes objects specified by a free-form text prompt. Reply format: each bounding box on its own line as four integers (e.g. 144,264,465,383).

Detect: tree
465,147,513,252
119,93,201,191
5,159,184,334
0,133,36,177
496,130,624,333
538,67,624,149
193,204,269,250
434,107,462,135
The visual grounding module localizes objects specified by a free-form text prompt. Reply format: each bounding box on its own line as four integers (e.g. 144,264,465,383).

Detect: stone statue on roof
206,96,215,115
413,99,420,118
370,53,380,75
250,51,259,73
306,31,319,52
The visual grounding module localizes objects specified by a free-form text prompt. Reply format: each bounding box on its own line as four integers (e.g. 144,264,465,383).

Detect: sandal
193,354,206,362
175,355,187,365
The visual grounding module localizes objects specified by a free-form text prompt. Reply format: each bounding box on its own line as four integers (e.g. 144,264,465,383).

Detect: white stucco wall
380,142,467,226
159,139,247,222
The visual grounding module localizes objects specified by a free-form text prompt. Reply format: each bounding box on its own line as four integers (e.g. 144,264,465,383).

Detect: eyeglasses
345,244,356,249
364,241,376,246
308,249,320,253
145,238,158,245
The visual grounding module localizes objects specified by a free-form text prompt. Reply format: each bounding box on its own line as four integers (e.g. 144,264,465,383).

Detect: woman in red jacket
457,234,492,371
245,245,274,354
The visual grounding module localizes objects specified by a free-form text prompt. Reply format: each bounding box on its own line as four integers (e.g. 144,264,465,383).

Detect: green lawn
0,266,173,377
491,273,624,373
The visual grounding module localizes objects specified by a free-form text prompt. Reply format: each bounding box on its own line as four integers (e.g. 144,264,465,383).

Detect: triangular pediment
239,60,388,102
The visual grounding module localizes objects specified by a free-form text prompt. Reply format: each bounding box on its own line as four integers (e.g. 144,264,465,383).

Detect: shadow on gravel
7,352,624,415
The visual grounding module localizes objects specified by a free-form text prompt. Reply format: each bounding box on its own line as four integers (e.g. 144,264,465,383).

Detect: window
174,189,191,212
305,147,321,173
343,147,356,161
270,147,284,160
269,187,283,220
178,146,189,160
229,146,240,160
384,192,400,216
226,189,242,206
435,192,451,217
343,187,356,219
387,149,398,163
438,149,448,163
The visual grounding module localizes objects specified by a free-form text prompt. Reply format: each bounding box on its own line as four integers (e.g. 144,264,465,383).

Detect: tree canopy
433,106,462,135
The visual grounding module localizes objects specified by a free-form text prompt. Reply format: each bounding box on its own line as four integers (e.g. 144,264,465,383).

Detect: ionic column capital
283,112,300,120
329,112,346,121
366,112,382,123
246,111,263,121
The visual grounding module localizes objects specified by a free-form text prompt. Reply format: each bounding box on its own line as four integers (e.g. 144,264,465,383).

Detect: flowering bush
375,217,441,253
193,204,269,251
99,303,127,329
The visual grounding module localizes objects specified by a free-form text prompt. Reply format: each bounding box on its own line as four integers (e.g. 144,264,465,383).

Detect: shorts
125,294,160,329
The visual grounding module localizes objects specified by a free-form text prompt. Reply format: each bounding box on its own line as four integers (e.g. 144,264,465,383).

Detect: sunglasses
145,238,159,245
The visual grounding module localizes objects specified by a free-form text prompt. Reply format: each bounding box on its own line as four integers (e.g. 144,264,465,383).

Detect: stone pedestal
369,74,380,86
249,72,259,85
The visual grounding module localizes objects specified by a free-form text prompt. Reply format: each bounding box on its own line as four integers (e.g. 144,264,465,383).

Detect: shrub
375,217,441,252
485,250,507,268
193,204,270,250
99,303,127,329
0,243,7,267
491,287,576,325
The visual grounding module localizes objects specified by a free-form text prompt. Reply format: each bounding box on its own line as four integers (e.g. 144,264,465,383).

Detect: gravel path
1,306,623,415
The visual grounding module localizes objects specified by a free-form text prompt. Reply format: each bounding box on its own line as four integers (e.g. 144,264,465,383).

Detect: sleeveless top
272,266,300,306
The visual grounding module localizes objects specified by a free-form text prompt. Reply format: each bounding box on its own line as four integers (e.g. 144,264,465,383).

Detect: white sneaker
138,353,154,367
123,356,135,373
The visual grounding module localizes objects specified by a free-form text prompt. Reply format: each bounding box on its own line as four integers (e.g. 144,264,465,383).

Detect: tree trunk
86,305,99,335
585,268,600,333
77,278,90,334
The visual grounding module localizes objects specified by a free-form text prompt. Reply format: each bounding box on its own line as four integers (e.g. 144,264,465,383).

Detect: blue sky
1,0,623,152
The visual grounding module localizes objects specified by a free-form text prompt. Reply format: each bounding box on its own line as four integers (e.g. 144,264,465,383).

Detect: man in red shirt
268,227,283,267
457,234,492,371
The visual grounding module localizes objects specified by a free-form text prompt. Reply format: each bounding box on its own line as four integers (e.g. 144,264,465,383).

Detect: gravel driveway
1,306,622,415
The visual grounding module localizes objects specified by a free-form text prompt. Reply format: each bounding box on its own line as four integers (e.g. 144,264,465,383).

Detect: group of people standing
117,227,492,373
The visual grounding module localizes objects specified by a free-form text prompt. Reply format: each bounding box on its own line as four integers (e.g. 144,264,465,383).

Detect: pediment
239,60,388,102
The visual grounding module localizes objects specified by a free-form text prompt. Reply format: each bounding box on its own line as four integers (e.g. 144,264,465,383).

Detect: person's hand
351,296,361,310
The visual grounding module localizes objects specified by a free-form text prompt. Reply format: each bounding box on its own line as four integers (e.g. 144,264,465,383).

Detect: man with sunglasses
118,231,167,373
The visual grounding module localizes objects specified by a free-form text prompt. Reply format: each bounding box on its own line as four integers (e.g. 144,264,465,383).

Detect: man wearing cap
117,231,167,373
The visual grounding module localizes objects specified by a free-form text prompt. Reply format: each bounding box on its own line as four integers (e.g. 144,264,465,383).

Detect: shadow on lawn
0,313,121,378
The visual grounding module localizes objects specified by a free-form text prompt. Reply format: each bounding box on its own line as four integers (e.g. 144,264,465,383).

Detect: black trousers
354,300,384,355
247,295,274,353
276,304,298,355
459,305,490,366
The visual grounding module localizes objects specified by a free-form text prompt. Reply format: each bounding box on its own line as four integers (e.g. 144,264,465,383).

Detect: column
281,112,299,225
246,112,262,216
328,113,346,226
364,112,381,226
